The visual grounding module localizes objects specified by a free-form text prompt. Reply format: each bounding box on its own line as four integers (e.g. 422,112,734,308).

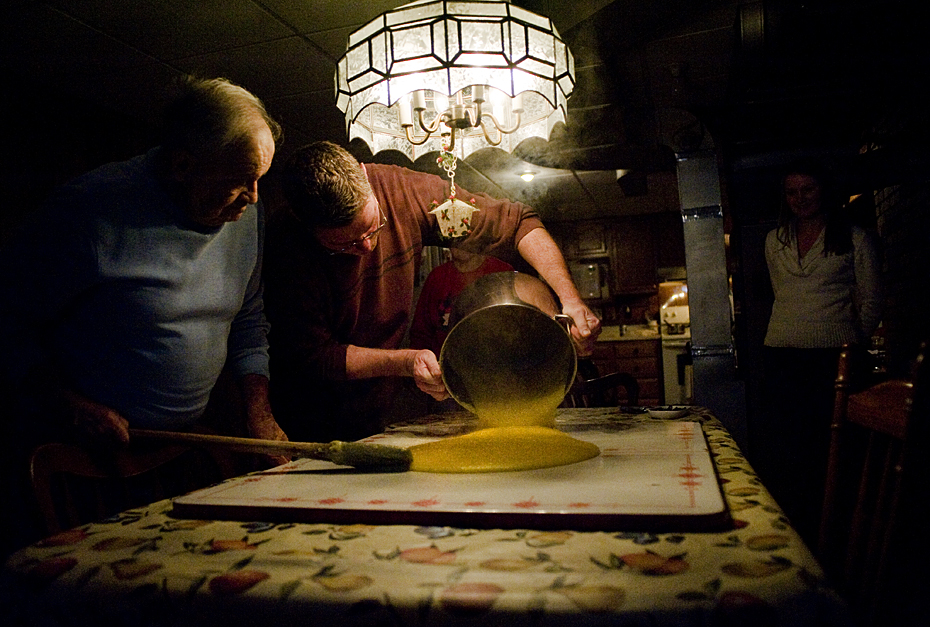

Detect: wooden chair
30,440,234,535
563,360,640,408
817,343,926,625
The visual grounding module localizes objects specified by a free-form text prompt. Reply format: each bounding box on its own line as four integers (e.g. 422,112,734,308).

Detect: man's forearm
516,227,585,307
239,373,288,443
516,226,601,354
345,345,420,379
240,373,274,425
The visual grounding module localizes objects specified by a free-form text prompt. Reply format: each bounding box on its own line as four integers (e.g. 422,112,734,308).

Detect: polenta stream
408,388,600,473
421,271,601,473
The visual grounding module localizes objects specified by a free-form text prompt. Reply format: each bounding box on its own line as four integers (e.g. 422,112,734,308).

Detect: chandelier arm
478,119,504,146
416,109,443,134
486,111,522,135
404,125,434,146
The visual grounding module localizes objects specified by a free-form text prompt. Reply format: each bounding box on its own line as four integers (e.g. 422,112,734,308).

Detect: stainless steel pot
439,271,577,428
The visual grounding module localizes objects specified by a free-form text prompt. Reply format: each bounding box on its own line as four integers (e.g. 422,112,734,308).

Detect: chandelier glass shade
335,0,575,160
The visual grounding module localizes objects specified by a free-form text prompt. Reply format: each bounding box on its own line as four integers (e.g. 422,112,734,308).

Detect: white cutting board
172,418,730,531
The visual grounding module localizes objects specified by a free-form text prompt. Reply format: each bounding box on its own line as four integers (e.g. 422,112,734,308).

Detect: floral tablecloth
0,408,851,626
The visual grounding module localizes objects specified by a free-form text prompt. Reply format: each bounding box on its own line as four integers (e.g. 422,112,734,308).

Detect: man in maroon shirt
264,141,600,442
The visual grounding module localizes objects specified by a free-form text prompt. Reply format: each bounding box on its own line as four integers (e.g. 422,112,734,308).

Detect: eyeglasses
326,206,388,255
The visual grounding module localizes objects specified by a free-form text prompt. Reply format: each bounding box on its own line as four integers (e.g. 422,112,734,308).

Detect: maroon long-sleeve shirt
263,163,543,441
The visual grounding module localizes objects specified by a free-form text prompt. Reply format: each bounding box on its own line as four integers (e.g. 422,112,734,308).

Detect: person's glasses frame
326,205,388,255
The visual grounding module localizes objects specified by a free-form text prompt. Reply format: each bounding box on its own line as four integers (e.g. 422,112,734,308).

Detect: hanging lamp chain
437,131,458,198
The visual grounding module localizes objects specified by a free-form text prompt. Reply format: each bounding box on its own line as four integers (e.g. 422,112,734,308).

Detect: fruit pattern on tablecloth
0,408,851,626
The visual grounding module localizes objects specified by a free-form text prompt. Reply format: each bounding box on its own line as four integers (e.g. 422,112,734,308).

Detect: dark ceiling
1,1,919,220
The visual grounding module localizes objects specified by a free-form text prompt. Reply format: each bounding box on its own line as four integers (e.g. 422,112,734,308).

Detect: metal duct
676,150,748,450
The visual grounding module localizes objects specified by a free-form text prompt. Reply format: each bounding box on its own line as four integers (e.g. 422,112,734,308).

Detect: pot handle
554,314,574,334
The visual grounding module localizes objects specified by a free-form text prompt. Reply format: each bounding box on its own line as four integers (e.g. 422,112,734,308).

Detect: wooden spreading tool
128,429,413,471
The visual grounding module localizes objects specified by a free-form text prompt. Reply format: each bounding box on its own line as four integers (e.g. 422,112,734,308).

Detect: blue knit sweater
0,149,270,429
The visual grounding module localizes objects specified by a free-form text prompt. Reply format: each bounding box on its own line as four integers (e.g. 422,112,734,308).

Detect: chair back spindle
562,360,640,408
818,343,926,625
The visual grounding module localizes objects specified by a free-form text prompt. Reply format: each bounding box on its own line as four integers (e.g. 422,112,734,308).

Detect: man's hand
247,418,290,467
345,345,449,400
560,299,603,357
513,228,603,357
241,374,290,467
60,389,130,448
410,349,450,401
247,415,289,443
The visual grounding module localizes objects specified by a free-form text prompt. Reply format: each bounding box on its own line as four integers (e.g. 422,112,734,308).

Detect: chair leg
844,434,878,594
860,441,904,624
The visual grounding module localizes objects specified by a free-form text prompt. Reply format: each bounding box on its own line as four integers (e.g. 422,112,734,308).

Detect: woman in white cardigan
760,159,883,546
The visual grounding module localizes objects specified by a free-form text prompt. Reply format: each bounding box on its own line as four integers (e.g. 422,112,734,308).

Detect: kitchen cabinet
589,339,661,406
549,216,662,298
574,222,609,257
655,211,686,270
609,216,658,294
548,221,607,259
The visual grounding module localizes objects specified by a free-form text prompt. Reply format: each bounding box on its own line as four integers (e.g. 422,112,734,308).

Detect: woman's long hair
775,159,852,256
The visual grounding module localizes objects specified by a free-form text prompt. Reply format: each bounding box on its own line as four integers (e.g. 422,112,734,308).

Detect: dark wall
1,76,158,558
865,93,930,375
1,76,158,245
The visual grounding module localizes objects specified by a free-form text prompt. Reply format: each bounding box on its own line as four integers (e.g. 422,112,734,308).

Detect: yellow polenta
408,426,600,473
471,388,563,429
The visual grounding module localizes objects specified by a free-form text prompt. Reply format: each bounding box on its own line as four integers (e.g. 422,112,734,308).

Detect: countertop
597,324,660,342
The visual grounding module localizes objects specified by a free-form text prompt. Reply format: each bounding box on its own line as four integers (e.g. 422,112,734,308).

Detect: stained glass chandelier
335,0,575,161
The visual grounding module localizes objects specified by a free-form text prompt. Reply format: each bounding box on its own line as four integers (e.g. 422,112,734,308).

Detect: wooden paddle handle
128,429,413,470
129,429,328,459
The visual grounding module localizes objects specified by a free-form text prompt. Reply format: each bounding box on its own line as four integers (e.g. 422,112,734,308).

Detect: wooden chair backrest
563,371,640,408
818,343,925,624
29,441,231,535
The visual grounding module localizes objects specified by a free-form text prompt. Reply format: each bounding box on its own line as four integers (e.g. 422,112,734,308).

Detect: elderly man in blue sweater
0,76,288,455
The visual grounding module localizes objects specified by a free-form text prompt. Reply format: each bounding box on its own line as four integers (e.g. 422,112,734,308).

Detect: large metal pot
439,271,577,428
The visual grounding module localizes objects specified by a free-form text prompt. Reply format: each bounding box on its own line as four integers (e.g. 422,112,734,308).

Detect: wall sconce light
335,0,575,162
520,170,536,182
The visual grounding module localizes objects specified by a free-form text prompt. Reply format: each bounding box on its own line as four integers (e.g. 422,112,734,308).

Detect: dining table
0,406,852,626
